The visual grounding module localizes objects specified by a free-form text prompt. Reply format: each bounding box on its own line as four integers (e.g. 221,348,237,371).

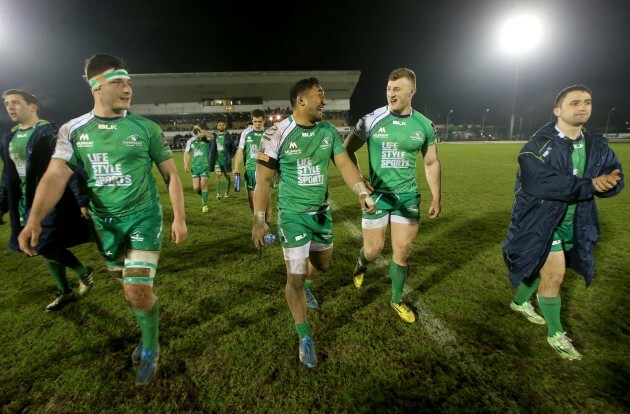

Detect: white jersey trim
184,136,196,152
53,112,95,162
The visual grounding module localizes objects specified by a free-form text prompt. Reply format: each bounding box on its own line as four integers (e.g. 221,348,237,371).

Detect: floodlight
499,15,542,54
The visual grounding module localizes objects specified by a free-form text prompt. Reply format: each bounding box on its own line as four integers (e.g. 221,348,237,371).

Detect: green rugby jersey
185,136,210,167
562,131,586,224
53,112,173,217
354,106,436,194
8,123,40,222
258,116,345,214
238,127,264,170
215,132,227,158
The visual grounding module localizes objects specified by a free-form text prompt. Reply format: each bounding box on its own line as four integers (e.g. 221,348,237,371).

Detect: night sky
1,0,628,136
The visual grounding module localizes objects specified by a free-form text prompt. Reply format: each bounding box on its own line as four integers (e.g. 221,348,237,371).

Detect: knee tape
122,250,159,286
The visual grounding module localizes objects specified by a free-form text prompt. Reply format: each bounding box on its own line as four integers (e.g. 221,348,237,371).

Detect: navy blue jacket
208,131,237,173
502,123,623,288
0,120,92,254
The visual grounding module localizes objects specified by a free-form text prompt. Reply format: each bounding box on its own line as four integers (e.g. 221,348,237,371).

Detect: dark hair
2,89,39,106
555,85,592,107
388,68,416,86
84,53,128,80
251,109,265,118
289,78,320,108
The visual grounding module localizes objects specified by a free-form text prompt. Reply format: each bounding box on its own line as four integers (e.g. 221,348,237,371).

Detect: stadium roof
130,71,361,105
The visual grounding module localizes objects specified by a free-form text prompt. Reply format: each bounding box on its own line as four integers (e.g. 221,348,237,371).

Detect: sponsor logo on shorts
130,233,145,242
407,205,419,213
321,234,332,239
295,233,307,241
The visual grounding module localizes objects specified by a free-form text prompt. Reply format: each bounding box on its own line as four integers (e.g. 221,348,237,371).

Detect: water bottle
234,172,241,192
264,233,276,245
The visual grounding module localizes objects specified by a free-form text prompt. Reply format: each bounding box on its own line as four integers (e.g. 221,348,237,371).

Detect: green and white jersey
53,112,173,217
185,136,210,167
8,123,39,223
354,106,436,194
258,116,345,214
214,132,227,158
558,127,586,224
8,126,36,179
238,127,264,171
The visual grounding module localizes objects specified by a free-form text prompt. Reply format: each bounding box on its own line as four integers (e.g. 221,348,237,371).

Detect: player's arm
343,131,365,169
193,125,215,141
334,151,376,215
423,144,442,218
183,149,190,172
252,156,276,247
233,148,244,174
157,159,187,244
18,159,73,255
344,130,373,192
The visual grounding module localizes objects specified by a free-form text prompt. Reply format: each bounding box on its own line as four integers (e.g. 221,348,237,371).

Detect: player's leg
510,273,545,324
200,176,209,212
279,213,318,367
303,210,334,309
389,218,419,323
303,245,332,310
283,246,318,367
245,169,256,212
192,175,201,196
353,194,390,288
122,249,162,383
224,170,232,198
538,248,581,359
38,247,91,311
215,168,223,199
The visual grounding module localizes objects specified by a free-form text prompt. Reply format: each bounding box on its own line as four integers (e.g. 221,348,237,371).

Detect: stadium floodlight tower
499,14,542,140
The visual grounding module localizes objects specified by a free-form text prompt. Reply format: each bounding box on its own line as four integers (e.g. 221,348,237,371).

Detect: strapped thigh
122,250,159,286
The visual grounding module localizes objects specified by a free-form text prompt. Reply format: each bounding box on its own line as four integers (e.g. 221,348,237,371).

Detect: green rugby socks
538,295,563,336
133,298,160,350
202,191,208,205
359,247,369,267
390,262,408,304
514,276,540,305
295,321,312,339
45,259,71,294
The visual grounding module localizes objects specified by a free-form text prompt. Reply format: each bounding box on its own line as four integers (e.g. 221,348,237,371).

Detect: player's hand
428,199,441,219
361,194,376,215
252,221,270,248
0,210,6,225
18,223,42,256
361,176,374,193
171,218,187,245
592,169,621,192
80,206,91,220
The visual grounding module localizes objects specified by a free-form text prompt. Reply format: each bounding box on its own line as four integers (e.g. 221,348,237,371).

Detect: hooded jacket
208,130,237,173
502,123,623,288
0,120,91,254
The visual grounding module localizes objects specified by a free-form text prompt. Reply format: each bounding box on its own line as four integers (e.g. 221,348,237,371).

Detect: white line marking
329,197,507,407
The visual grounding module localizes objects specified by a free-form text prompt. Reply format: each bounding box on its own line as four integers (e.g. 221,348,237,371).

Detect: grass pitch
0,142,628,413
